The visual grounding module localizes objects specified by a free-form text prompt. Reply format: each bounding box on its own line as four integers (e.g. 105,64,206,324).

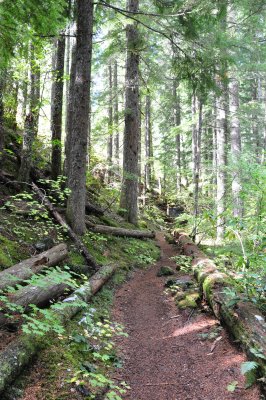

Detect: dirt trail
112,232,261,400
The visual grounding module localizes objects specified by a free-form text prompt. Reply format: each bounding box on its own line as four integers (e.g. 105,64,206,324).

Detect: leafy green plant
68,308,130,399
240,361,259,388
170,255,192,273
227,381,238,392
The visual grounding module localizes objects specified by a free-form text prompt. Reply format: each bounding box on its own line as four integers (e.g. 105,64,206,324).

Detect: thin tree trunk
173,80,181,192
144,92,153,191
0,72,5,169
51,35,66,180
192,94,203,239
18,46,40,184
22,71,28,122
212,98,217,197
229,76,242,218
113,61,119,164
120,0,140,224
107,63,113,182
65,43,77,179
216,82,227,243
66,0,93,235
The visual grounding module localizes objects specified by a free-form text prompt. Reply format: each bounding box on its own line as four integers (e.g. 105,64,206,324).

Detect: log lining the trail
85,219,155,238
0,243,68,292
0,263,117,394
173,230,266,380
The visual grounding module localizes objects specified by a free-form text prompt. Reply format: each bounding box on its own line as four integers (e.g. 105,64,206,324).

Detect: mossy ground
0,198,160,400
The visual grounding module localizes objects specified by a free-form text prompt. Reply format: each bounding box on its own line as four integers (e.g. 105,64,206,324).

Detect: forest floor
112,232,261,400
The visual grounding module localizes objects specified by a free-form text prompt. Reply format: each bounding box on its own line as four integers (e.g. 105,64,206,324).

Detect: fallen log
0,243,68,292
32,182,98,270
85,220,155,239
173,230,266,380
0,263,117,394
85,201,104,216
0,274,70,328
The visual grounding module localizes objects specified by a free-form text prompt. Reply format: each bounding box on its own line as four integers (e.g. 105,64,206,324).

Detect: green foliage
123,238,159,267
227,381,238,392
170,255,192,273
68,308,130,399
240,361,259,388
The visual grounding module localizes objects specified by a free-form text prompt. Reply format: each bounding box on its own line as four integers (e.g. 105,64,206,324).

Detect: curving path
112,232,260,400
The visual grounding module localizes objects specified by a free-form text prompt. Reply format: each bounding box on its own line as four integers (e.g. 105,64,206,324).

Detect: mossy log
0,274,71,328
0,243,68,292
32,182,98,270
0,263,117,394
173,230,266,379
85,220,155,239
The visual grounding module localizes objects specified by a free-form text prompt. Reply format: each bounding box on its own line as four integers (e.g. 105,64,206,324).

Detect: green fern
240,361,259,388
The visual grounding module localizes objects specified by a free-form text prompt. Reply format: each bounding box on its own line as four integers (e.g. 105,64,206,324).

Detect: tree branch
95,1,191,18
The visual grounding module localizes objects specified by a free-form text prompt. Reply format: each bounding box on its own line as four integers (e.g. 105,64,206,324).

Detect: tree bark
85,220,155,238
51,35,66,180
0,72,5,170
65,43,77,179
229,76,242,218
0,264,117,394
120,0,140,225
18,113,35,185
144,92,154,191
107,63,113,182
192,94,203,239
18,45,41,185
32,182,98,270
0,243,68,292
216,80,227,243
173,80,181,192
66,0,93,234
113,60,119,164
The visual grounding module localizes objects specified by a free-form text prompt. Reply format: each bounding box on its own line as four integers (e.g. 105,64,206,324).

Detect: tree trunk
120,0,140,225
192,94,203,239
107,63,113,182
144,92,154,191
65,43,77,179
212,98,217,198
216,80,227,243
0,72,5,170
32,182,98,270
22,70,28,122
229,76,242,218
0,263,117,395
18,114,35,184
113,60,119,164
18,46,41,184
0,243,68,292
173,80,181,192
66,0,93,235
51,35,66,180
85,220,155,238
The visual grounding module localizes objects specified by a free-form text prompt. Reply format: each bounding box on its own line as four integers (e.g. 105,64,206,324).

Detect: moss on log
0,243,68,292
0,263,117,394
173,230,266,381
85,220,155,239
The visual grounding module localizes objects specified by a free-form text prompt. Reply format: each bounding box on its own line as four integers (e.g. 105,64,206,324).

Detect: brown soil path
112,232,261,400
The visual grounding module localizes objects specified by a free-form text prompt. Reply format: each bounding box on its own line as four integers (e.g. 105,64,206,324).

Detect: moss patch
177,292,200,309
